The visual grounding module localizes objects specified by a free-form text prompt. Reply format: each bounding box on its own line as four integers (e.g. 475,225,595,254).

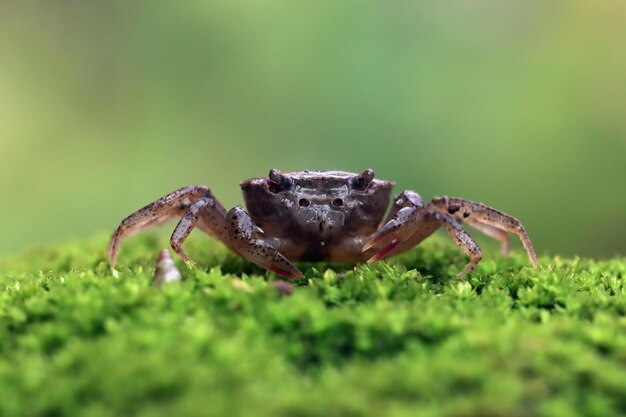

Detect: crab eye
352,168,375,190
299,198,310,207
332,198,343,207
268,168,292,193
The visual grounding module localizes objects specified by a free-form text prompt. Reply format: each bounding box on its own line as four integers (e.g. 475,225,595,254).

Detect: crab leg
365,207,483,276
108,186,228,269
226,206,304,279
464,220,510,257
439,214,483,276
363,191,539,275
430,197,538,267
169,199,235,264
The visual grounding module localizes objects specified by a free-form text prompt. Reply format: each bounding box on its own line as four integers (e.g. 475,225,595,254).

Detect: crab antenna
352,169,375,189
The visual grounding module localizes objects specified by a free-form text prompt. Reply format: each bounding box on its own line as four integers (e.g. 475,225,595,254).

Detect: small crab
109,169,538,279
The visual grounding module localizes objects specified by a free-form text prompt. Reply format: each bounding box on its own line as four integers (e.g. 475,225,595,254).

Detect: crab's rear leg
431,197,538,267
108,186,229,269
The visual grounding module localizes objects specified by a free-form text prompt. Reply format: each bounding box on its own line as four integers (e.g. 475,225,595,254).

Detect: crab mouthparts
301,207,344,238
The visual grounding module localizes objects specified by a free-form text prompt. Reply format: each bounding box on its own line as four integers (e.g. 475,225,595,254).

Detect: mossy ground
0,233,625,417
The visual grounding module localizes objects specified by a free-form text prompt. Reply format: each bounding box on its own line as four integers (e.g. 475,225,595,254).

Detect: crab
108,169,539,279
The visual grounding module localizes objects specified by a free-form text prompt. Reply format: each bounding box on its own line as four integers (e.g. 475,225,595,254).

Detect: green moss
0,234,625,417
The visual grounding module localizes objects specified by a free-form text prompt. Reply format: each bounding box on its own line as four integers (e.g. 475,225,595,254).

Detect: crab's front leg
225,206,304,279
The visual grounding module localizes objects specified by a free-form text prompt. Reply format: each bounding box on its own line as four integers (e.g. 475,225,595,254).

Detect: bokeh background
0,1,624,259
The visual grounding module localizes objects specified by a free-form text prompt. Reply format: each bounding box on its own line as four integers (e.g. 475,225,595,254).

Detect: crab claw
226,206,304,280
267,262,305,280
362,207,419,261
367,238,400,263
251,240,304,280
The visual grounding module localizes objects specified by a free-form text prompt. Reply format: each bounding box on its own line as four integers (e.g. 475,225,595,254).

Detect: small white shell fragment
153,249,182,287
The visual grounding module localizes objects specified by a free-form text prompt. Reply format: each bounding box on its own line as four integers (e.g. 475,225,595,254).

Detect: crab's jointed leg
439,213,483,276
169,198,232,264
363,191,539,276
431,197,538,268
365,207,482,276
108,187,302,280
464,220,510,257
108,186,229,268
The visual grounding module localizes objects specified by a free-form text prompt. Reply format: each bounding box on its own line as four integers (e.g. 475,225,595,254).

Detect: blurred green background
0,1,624,259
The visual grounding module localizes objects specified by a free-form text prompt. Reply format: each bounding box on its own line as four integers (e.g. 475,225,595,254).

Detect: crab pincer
362,207,419,262
226,206,304,280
